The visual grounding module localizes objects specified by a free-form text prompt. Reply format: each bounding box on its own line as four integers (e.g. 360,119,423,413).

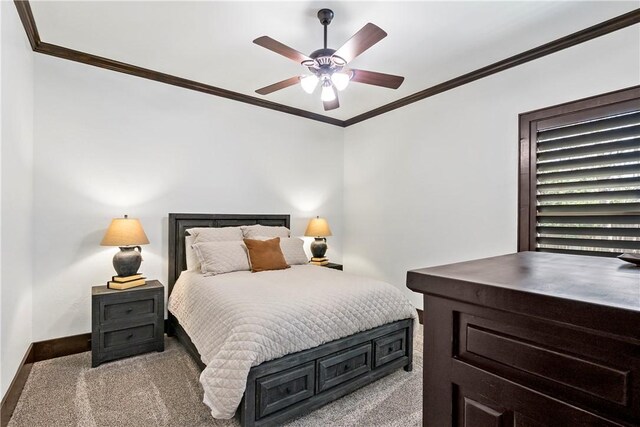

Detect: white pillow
281,237,308,265
185,235,200,271
191,241,250,275
188,226,243,243
250,236,308,265
241,224,290,239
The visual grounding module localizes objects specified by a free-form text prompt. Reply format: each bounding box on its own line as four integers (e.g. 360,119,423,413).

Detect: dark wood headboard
168,213,290,295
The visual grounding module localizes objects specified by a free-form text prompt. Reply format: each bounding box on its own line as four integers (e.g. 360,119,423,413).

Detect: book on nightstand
111,274,144,283
107,275,146,290
310,257,329,266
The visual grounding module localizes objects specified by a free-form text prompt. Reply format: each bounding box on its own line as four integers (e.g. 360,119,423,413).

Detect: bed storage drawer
317,343,372,393
256,362,315,418
240,319,413,426
373,330,407,367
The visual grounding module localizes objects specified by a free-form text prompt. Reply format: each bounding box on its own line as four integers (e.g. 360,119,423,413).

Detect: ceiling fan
253,9,404,111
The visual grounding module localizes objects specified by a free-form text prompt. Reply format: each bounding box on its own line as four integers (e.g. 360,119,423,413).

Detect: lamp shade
100,215,149,247
304,216,332,237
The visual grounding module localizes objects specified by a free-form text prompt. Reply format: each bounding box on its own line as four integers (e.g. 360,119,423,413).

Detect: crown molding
13,0,345,127
14,0,39,50
344,8,640,126
36,41,347,127
13,1,640,128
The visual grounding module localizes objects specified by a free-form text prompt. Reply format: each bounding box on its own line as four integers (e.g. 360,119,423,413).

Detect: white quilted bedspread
168,265,417,419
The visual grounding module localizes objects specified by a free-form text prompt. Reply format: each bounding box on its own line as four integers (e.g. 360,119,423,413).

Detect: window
518,86,640,257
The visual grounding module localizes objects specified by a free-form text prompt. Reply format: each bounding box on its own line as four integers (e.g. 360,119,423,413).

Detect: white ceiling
31,1,639,121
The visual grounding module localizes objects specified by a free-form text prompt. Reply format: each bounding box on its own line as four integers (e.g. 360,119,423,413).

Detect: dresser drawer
317,343,372,393
102,323,157,350
455,311,640,421
256,362,315,418
102,297,156,323
373,330,407,367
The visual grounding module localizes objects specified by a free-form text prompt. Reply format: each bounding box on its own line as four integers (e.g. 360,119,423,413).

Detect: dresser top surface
408,252,640,313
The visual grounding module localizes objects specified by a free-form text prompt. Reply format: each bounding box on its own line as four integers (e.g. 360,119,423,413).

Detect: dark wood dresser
407,252,639,427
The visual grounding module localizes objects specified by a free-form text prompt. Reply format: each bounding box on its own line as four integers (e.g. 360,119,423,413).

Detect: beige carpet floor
9,330,423,427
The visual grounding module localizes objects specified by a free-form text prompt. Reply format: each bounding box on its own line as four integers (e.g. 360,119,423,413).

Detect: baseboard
416,308,423,324
0,333,91,427
32,333,91,362
1,344,34,427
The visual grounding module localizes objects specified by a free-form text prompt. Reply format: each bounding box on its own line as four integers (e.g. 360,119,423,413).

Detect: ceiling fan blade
348,69,404,89
253,36,312,64
255,76,301,95
323,88,340,111
332,23,387,64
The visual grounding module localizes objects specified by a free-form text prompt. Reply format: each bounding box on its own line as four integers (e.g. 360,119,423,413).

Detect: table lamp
304,216,332,259
100,215,149,277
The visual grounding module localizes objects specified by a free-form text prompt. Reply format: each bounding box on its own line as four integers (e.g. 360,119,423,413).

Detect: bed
167,213,416,427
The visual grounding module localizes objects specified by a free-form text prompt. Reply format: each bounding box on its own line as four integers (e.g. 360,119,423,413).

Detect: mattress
168,265,417,419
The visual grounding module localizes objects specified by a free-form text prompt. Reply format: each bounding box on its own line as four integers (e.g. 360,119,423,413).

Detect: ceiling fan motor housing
306,48,346,75
310,48,336,59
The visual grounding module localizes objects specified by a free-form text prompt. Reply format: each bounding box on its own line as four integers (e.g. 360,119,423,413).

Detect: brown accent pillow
243,237,290,273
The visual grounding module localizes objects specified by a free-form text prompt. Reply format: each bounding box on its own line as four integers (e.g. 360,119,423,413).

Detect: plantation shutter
535,110,640,257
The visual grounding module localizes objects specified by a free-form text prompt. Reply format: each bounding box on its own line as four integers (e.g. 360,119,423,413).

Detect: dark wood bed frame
167,213,414,427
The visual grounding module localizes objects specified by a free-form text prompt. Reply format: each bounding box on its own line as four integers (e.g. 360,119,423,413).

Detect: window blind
535,110,640,257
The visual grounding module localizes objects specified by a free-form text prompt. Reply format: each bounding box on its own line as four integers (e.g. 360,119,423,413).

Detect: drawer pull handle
344,364,350,371
127,334,134,339
388,346,394,353
285,387,291,394
126,308,133,313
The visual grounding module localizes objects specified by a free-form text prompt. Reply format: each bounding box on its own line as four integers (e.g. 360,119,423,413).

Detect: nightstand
323,263,343,271
91,280,164,367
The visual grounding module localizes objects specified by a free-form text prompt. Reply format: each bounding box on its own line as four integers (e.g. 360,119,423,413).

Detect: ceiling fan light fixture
320,83,336,102
300,74,319,94
254,9,404,110
331,72,350,91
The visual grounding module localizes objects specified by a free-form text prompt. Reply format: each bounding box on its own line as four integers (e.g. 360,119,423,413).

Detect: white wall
32,56,344,341
1,1,3,401
343,26,640,308
0,1,35,398
3,3,639,382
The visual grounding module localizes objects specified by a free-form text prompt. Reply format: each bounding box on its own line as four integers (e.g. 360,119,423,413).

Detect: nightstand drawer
103,298,156,323
103,323,157,350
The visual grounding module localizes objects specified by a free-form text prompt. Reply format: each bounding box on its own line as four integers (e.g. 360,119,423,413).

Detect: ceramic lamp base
310,238,328,258
113,246,143,277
